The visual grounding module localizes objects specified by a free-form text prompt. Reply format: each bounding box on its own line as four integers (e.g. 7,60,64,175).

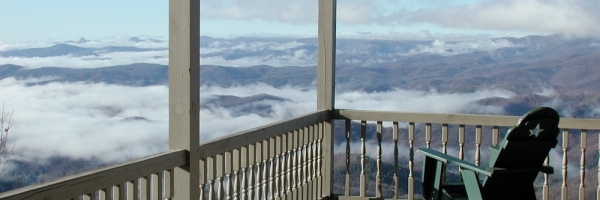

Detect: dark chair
418,107,560,200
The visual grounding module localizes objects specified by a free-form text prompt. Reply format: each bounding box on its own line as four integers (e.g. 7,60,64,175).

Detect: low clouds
201,48,315,67
0,78,169,165
405,39,524,56
0,50,168,69
336,89,512,113
0,76,512,173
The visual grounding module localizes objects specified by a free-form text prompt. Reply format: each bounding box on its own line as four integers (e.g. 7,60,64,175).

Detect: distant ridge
0,43,98,57
2,34,600,117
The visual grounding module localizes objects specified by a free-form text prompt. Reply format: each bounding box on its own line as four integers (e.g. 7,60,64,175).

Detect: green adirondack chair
418,107,560,200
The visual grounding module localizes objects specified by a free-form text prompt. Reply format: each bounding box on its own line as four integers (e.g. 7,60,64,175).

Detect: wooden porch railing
2,109,600,199
197,109,330,199
333,109,600,200
0,150,187,200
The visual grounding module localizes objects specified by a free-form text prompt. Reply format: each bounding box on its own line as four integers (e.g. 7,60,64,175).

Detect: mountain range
1,34,600,194
2,34,600,116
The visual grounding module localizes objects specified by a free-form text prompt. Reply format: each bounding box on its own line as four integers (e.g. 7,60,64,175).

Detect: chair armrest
490,166,554,174
417,148,493,177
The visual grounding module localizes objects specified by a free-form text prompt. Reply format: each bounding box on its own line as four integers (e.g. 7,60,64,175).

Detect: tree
0,103,14,174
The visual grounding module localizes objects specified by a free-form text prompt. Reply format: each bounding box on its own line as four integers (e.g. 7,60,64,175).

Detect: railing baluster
302,126,309,198
562,129,569,200
458,124,465,182
96,189,105,200
199,159,206,200
240,146,248,200
287,131,293,196
145,176,151,200
408,122,415,200
580,130,587,200
393,122,399,199
248,143,256,200
150,173,158,200
217,154,225,200
280,133,287,198
262,139,269,200
269,137,276,200
360,120,367,197
376,121,382,198
141,176,149,200
126,181,134,200
426,123,432,149
475,125,482,166
345,119,351,196
209,156,216,200
316,122,324,198
293,129,300,198
306,124,316,199
296,128,304,198
225,151,233,200
442,123,448,154
302,126,309,199
275,135,282,199
492,126,499,146
234,148,241,200
459,125,465,161
312,124,320,199
543,156,549,200
256,141,264,200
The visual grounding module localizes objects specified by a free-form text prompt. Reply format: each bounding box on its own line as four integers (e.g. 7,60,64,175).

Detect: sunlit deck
2,0,600,200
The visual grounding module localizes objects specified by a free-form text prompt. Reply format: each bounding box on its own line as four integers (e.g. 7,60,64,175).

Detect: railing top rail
335,109,600,130
198,109,330,159
0,149,187,200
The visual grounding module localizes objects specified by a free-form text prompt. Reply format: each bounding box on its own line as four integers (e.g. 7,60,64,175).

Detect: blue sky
1,0,599,43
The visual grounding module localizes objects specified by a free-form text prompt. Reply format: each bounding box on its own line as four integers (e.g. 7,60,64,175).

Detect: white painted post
168,0,200,199
317,0,336,198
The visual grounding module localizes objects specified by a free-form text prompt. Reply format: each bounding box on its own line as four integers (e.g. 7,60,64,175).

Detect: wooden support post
317,0,336,198
168,0,200,199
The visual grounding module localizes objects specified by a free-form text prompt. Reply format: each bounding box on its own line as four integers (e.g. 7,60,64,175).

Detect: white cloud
199,84,316,140
201,0,317,24
336,89,513,113
201,49,316,67
200,0,599,38
0,78,169,165
405,39,524,56
0,50,168,69
0,77,515,172
387,0,600,38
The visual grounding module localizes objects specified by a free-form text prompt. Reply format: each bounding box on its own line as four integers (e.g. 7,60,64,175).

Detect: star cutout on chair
529,123,543,137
